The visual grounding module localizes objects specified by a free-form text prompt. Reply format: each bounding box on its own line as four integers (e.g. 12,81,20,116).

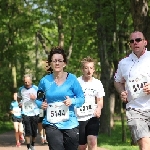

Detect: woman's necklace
54,73,64,84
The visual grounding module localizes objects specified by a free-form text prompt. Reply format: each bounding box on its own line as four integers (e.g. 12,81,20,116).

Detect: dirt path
0,130,107,150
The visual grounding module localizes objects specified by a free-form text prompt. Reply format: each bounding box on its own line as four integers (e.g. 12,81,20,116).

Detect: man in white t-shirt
76,56,105,150
18,74,39,150
114,31,150,150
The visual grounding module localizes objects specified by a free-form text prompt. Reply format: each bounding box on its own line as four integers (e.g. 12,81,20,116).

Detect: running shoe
30,145,35,150
44,140,48,144
41,138,45,144
16,142,21,148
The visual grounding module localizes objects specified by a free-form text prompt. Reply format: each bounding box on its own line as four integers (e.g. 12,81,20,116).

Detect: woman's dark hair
48,46,67,64
47,46,67,74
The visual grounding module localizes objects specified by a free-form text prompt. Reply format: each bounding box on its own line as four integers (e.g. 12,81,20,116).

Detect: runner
10,92,25,148
38,109,48,144
17,74,39,150
114,31,150,150
36,46,85,150
76,56,105,150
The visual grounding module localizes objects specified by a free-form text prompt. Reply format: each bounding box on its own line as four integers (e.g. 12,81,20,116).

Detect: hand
120,91,128,103
63,96,72,106
30,93,36,100
94,107,101,118
41,100,48,109
143,83,150,95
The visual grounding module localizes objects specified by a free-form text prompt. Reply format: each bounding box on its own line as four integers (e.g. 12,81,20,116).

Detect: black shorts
12,116,22,123
38,117,44,123
44,125,79,150
79,117,99,145
22,115,39,137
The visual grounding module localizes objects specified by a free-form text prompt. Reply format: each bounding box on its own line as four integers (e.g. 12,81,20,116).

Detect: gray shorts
126,108,150,142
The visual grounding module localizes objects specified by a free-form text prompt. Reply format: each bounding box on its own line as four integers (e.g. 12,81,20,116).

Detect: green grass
0,121,14,134
98,121,139,150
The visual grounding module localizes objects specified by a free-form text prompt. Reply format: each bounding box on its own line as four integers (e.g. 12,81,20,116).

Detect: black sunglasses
129,38,143,43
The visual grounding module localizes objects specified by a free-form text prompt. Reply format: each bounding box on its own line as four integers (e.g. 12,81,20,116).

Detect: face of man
82,62,95,79
129,32,147,57
24,77,32,88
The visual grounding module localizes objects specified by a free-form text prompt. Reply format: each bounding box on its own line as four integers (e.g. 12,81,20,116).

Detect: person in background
36,46,85,150
17,74,39,150
10,92,25,147
114,31,150,150
38,109,48,144
76,56,105,150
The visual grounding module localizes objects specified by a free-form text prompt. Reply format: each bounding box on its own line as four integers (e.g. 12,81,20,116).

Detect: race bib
22,100,35,114
127,75,148,99
13,107,21,116
47,102,69,123
76,102,94,116
39,109,44,117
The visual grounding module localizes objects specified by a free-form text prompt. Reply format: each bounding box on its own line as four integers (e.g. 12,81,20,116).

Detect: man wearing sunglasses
114,31,150,150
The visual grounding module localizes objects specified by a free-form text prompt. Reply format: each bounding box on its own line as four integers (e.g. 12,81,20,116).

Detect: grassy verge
0,121,14,134
98,121,138,150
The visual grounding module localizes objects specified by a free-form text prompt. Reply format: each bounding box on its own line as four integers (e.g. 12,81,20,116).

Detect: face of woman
82,62,95,79
50,54,66,72
13,93,17,101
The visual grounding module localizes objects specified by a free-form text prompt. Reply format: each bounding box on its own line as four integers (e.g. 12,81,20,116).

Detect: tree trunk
130,0,150,49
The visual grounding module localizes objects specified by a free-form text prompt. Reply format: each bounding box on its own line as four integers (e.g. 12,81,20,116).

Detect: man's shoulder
77,76,82,80
18,86,25,91
118,54,132,65
32,85,38,90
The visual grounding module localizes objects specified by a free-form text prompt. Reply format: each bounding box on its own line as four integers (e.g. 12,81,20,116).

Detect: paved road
0,130,107,150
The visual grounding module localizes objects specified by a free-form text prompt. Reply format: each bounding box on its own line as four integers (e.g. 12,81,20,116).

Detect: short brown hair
81,56,95,68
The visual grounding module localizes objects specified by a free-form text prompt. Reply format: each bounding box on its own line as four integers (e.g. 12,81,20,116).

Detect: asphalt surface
0,130,108,150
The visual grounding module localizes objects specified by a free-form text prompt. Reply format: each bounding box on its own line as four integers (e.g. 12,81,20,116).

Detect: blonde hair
81,56,95,68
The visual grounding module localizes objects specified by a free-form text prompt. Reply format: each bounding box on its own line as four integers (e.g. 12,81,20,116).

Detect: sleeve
114,62,125,83
70,76,85,108
32,85,38,98
96,80,105,98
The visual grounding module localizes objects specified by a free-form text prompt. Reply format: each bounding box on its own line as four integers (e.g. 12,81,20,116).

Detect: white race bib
47,102,69,123
127,75,148,99
76,101,94,117
13,107,21,116
39,109,44,117
22,100,35,114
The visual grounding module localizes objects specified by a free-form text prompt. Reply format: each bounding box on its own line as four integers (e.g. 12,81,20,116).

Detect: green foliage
0,0,146,134
0,121,13,134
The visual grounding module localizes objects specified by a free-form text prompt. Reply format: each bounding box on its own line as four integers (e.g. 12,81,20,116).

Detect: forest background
0,0,150,138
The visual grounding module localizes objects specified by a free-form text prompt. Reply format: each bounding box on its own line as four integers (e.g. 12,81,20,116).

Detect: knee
78,145,87,150
87,136,97,147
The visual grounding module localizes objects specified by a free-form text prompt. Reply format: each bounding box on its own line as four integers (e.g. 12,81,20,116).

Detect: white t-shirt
18,85,39,116
114,50,150,109
76,76,105,121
